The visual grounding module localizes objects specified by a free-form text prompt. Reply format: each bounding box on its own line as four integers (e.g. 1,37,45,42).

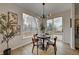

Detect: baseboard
12,41,32,51
0,41,32,55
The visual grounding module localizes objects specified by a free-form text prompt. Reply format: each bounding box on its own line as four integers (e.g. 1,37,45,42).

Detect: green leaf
0,13,17,44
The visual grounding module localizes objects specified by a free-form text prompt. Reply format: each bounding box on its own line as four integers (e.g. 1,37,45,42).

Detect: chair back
54,36,57,45
45,33,49,35
32,34,38,45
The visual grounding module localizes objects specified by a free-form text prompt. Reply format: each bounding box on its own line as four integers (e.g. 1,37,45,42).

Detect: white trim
70,28,75,49
23,36,32,39
0,41,32,54
12,36,32,50
12,41,32,51
0,37,32,55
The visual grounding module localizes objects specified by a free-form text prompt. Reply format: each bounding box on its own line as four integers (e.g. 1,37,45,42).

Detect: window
23,13,39,37
47,17,62,33
47,19,53,31
53,17,62,32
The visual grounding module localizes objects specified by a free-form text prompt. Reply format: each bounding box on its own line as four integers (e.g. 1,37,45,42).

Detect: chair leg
46,43,49,51
37,45,38,55
32,45,34,53
37,42,38,55
54,45,57,55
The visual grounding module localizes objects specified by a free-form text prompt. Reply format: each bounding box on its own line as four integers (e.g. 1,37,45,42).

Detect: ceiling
15,3,72,17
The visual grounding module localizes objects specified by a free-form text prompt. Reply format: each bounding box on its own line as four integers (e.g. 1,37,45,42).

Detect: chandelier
40,3,46,33
42,3,45,19
39,3,51,19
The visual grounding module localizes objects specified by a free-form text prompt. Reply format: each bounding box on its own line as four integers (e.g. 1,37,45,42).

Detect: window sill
23,36,32,39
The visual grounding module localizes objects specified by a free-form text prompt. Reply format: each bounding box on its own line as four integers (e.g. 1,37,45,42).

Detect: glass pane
23,13,39,37
23,13,31,32
54,17,62,32
47,19,53,31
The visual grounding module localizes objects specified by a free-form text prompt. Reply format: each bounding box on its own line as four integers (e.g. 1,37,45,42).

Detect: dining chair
32,34,42,55
46,36,57,55
45,33,49,35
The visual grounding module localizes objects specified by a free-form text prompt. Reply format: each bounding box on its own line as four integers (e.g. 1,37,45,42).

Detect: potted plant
0,14,17,55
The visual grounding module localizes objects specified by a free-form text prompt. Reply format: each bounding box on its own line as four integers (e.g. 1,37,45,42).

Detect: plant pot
3,48,11,55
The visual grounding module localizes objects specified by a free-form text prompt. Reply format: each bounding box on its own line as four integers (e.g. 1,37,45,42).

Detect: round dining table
37,35,50,50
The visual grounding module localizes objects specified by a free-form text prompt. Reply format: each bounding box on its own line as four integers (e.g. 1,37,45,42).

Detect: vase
3,48,11,55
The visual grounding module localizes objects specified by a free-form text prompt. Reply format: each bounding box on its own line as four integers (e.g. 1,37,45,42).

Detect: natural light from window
47,17,62,33
23,13,39,38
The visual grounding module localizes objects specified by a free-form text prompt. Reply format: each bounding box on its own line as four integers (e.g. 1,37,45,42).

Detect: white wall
0,4,34,54
52,5,75,49
52,10,71,44
70,4,75,49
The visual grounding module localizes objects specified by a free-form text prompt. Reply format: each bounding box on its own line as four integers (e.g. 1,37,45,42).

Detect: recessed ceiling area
15,3,72,17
